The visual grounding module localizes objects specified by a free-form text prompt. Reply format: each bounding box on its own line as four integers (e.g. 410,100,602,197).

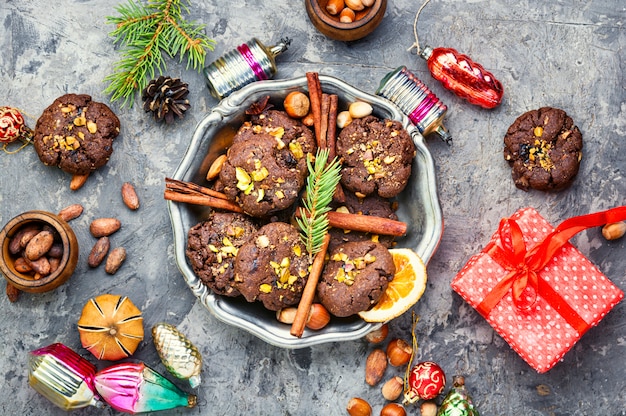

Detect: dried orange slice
358,248,427,323
77,294,144,361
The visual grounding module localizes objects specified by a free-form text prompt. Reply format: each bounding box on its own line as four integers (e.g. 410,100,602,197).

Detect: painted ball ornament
404,361,446,403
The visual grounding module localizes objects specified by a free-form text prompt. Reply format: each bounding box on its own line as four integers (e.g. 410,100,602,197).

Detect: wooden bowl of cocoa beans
0,210,79,293
305,0,387,41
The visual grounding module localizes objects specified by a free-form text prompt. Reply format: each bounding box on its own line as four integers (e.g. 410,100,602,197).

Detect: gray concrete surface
1,0,625,415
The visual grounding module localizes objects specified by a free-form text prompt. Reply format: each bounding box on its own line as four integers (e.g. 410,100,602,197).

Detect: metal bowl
168,74,443,348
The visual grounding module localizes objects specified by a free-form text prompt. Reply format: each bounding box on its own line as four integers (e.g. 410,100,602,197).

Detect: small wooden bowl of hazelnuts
305,0,387,42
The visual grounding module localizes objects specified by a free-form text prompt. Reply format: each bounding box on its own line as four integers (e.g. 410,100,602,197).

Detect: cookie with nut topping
234,222,310,311
186,212,259,297
503,107,583,191
33,94,120,175
337,116,415,198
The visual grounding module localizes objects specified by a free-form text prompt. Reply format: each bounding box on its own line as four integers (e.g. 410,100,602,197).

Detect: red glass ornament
404,360,446,403
421,46,504,109
0,106,27,143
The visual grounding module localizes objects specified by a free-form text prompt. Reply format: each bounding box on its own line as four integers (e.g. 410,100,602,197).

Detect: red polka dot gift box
451,207,626,373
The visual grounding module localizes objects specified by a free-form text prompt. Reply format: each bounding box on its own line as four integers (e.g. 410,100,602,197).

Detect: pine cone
142,76,191,124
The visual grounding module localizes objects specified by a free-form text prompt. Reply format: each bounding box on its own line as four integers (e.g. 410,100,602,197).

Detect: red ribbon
476,206,626,335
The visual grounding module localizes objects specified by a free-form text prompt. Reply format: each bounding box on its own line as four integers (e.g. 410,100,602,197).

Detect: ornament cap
269,37,292,58
419,45,434,60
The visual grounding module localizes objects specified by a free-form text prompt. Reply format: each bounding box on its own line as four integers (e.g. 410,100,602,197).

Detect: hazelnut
346,397,372,416
602,221,626,240
364,323,388,344
386,338,412,367
326,0,345,15
380,403,407,416
345,0,365,11
283,91,310,119
276,304,331,330
381,376,404,401
339,7,356,23
420,401,438,416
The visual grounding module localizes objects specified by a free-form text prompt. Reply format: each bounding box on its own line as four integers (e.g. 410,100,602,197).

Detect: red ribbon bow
476,206,626,335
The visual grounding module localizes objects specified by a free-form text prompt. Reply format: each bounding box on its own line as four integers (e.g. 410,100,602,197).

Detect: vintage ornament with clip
203,37,291,99
0,106,33,153
94,362,197,414
408,0,504,109
437,375,480,416
28,343,104,410
152,322,203,388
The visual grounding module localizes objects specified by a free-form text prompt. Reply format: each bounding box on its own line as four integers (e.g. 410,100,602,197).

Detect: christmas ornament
407,0,504,109
437,375,479,416
142,76,191,124
77,294,144,361
0,106,33,153
28,343,103,410
404,361,446,404
203,37,291,99
94,362,197,414
152,322,203,388
376,66,452,145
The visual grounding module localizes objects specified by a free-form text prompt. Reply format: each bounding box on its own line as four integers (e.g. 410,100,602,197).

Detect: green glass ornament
437,375,479,416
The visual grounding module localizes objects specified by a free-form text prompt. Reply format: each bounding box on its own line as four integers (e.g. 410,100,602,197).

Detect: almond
365,348,387,386
121,182,140,210
70,173,89,191
206,154,227,181
90,218,121,237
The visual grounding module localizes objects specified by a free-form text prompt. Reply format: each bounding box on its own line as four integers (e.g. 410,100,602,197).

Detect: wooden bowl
305,0,387,41
0,211,79,293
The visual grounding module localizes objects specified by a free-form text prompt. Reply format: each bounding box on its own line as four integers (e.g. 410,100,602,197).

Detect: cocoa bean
121,182,140,210
49,257,61,274
25,230,54,260
365,348,387,386
9,225,40,254
6,283,20,303
14,257,32,273
58,204,84,221
88,237,110,268
48,243,64,258
105,247,127,275
90,218,121,237
25,255,51,276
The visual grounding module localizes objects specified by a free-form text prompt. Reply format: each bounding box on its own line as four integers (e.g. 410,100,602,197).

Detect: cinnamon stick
165,177,229,200
290,233,331,337
296,208,407,237
327,94,339,160
319,93,330,149
164,189,243,213
306,72,323,144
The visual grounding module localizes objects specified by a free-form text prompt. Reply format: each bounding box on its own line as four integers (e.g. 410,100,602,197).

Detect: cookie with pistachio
186,212,259,297
234,222,310,311
504,107,583,191
336,116,415,198
33,94,120,175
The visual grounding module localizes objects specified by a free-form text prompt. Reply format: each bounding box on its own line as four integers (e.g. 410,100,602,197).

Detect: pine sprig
296,149,342,260
104,0,216,107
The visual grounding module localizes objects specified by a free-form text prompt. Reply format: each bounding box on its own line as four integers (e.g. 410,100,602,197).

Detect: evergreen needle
296,148,342,261
104,0,216,107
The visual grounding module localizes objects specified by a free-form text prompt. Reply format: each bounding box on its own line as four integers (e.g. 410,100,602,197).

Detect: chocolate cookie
219,134,308,217
233,109,316,151
186,212,258,297
317,241,395,317
234,222,310,311
337,116,415,198
34,94,120,175
329,191,398,252
504,107,583,191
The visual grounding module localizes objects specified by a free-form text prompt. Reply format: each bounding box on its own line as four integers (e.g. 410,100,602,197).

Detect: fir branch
296,149,342,260
103,0,216,107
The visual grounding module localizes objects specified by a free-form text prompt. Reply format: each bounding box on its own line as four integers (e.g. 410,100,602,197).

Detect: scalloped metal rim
167,74,443,348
